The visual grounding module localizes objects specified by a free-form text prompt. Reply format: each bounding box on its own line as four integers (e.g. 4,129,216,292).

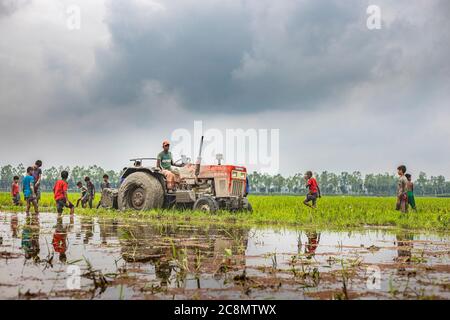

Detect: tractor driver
157,140,182,191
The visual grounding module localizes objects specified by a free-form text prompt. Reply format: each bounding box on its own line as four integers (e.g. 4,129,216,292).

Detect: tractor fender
122,167,164,181
122,168,166,192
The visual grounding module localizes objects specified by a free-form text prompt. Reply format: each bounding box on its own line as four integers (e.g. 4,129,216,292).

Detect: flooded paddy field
0,212,449,300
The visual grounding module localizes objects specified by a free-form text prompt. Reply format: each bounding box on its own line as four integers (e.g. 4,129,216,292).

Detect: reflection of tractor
101,136,252,213
119,223,249,279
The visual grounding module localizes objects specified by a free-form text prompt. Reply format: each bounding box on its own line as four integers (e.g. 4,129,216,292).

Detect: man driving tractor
98,136,252,212
156,140,183,191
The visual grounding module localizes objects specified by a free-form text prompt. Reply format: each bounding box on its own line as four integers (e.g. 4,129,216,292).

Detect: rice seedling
1,192,449,230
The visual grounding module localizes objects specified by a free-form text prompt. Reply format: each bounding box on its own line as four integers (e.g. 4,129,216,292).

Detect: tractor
100,136,252,213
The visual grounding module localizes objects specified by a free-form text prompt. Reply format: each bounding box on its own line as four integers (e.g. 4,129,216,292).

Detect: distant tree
415,172,428,196
272,174,285,193
0,165,14,190
13,163,25,178
1,164,448,196
339,172,350,194
350,171,364,194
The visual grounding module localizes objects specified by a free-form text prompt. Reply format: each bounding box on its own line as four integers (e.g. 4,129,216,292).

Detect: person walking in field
97,174,111,209
303,171,321,209
84,176,95,208
157,140,183,192
53,171,75,215
405,173,417,212
32,160,43,204
100,174,110,190
11,176,21,206
23,167,39,215
76,181,89,208
396,165,408,213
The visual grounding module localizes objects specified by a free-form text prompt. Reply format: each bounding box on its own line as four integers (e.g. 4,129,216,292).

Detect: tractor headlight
232,170,246,180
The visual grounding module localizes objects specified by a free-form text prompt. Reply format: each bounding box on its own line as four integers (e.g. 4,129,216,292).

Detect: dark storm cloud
90,0,253,112
1,0,450,176
89,0,450,114
0,0,30,17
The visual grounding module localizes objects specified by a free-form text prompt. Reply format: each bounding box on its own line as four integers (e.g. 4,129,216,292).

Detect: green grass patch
0,192,449,231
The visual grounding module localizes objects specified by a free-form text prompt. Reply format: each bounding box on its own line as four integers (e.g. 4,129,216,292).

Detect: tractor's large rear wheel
118,172,164,211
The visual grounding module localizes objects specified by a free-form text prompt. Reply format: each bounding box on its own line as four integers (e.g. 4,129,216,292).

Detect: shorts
407,191,416,209
305,192,318,205
56,199,74,213
12,194,20,205
25,195,37,204
396,193,408,212
81,194,89,204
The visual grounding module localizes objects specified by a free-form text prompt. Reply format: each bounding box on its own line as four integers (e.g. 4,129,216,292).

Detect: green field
0,192,449,231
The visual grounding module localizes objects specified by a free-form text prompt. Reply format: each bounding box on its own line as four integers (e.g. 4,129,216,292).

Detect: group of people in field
301,165,416,212
11,160,43,215
10,160,111,216
10,155,418,215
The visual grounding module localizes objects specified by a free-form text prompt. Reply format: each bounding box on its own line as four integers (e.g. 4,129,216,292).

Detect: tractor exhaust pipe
195,135,204,177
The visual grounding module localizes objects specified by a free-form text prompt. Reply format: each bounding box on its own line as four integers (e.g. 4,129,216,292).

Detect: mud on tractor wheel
118,172,164,211
242,197,253,212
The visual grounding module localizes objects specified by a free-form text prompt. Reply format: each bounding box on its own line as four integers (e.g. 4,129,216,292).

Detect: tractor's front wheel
118,172,164,211
241,197,253,212
193,197,219,213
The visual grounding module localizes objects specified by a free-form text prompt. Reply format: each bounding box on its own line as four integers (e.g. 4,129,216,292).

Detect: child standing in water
97,174,111,209
76,181,89,208
23,167,39,215
303,171,321,209
405,173,417,211
53,171,75,215
84,177,95,209
32,160,43,204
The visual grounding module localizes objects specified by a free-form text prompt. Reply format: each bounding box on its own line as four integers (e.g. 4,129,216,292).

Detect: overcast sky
1,0,449,177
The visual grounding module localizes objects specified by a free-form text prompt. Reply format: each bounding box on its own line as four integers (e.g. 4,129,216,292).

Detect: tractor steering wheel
174,158,186,167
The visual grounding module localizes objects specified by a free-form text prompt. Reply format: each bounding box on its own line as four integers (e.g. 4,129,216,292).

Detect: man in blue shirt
23,166,39,215
245,176,250,196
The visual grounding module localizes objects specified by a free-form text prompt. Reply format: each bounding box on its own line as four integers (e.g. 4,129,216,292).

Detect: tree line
0,164,121,192
248,171,450,196
1,164,449,196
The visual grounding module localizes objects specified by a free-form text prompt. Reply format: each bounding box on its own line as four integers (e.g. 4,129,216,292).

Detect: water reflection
396,232,414,264
77,216,94,244
118,224,250,288
305,231,320,259
52,214,74,263
100,219,118,245
296,230,321,259
10,213,18,238
1,212,449,300
21,214,40,261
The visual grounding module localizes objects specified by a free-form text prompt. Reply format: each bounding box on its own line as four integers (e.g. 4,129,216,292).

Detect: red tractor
100,137,252,213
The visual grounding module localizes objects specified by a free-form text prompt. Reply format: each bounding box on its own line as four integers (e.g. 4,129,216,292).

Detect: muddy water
0,212,449,300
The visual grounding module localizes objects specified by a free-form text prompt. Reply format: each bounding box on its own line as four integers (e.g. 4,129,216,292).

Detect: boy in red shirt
53,171,74,215
11,176,21,206
303,171,321,209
